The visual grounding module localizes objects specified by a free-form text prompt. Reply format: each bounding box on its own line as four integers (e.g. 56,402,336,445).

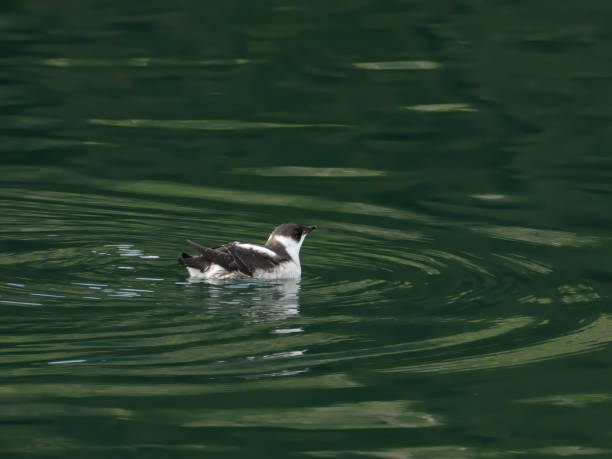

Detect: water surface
2,1,612,458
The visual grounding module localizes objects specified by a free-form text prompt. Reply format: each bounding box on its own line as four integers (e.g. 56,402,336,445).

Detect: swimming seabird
179,223,317,280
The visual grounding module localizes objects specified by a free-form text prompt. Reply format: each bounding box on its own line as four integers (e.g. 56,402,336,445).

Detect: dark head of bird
264,223,317,260
267,223,317,243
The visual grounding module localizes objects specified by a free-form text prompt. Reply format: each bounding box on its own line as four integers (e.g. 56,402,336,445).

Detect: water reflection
192,278,301,323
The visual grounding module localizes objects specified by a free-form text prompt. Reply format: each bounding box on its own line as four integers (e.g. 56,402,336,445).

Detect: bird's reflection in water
189,278,301,323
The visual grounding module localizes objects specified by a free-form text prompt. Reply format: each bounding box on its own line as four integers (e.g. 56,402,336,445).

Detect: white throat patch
271,234,307,262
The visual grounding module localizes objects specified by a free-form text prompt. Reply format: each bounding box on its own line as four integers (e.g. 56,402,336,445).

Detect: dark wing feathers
178,252,210,271
227,245,280,276
179,240,280,276
186,240,235,268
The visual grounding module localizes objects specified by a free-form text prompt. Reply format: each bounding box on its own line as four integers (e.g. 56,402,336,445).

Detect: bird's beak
303,225,317,234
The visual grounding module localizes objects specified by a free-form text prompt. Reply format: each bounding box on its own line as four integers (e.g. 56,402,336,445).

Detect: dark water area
2,1,612,457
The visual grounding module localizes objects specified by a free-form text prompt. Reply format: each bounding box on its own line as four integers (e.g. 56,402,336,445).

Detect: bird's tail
178,252,191,266
179,252,212,272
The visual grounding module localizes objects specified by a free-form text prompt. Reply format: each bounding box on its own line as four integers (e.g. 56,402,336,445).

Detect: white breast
253,260,301,279
267,234,307,264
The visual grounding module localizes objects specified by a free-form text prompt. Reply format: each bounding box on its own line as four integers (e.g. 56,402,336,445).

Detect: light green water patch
519,295,553,305
227,166,386,177
0,188,205,217
471,225,598,247
180,400,440,429
0,435,236,456
305,445,610,457
558,284,600,303
422,249,493,276
89,118,350,130
471,194,509,201
305,446,470,458
2,137,115,151
321,221,430,242
27,316,533,379
385,315,612,374
526,446,610,456
357,250,443,275
518,393,612,407
352,60,441,70
1,317,533,379
108,180,437,223
491,253,553,275
404,103,476,112
0,373,361,398
38,57,257,67
1,115,63,129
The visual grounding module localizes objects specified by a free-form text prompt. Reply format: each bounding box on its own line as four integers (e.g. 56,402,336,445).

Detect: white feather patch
270,234,307,263
234,243,278,258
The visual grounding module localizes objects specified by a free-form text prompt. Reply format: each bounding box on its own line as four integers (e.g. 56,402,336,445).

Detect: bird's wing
178,252,210,271
185,240,242,273
226,243,281,276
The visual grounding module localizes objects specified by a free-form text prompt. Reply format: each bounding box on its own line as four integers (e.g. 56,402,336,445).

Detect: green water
3,1,612,457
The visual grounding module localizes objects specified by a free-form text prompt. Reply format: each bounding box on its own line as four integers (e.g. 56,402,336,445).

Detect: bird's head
265,223,317,261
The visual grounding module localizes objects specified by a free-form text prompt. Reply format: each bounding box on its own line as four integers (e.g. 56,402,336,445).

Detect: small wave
471,225,598,247
227,166,385,177
518,393,612,407
352,60,441,70
181,400,440,429
384,315,612,374
404,103,476,112
89,118,349,130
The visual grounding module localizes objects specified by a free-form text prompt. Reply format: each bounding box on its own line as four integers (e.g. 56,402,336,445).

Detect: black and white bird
179,223,317,280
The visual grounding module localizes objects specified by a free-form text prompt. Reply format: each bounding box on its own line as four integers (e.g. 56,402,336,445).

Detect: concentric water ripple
1,175,605,393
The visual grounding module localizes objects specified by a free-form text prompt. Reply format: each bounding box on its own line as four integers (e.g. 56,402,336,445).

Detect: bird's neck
265,235,303,264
